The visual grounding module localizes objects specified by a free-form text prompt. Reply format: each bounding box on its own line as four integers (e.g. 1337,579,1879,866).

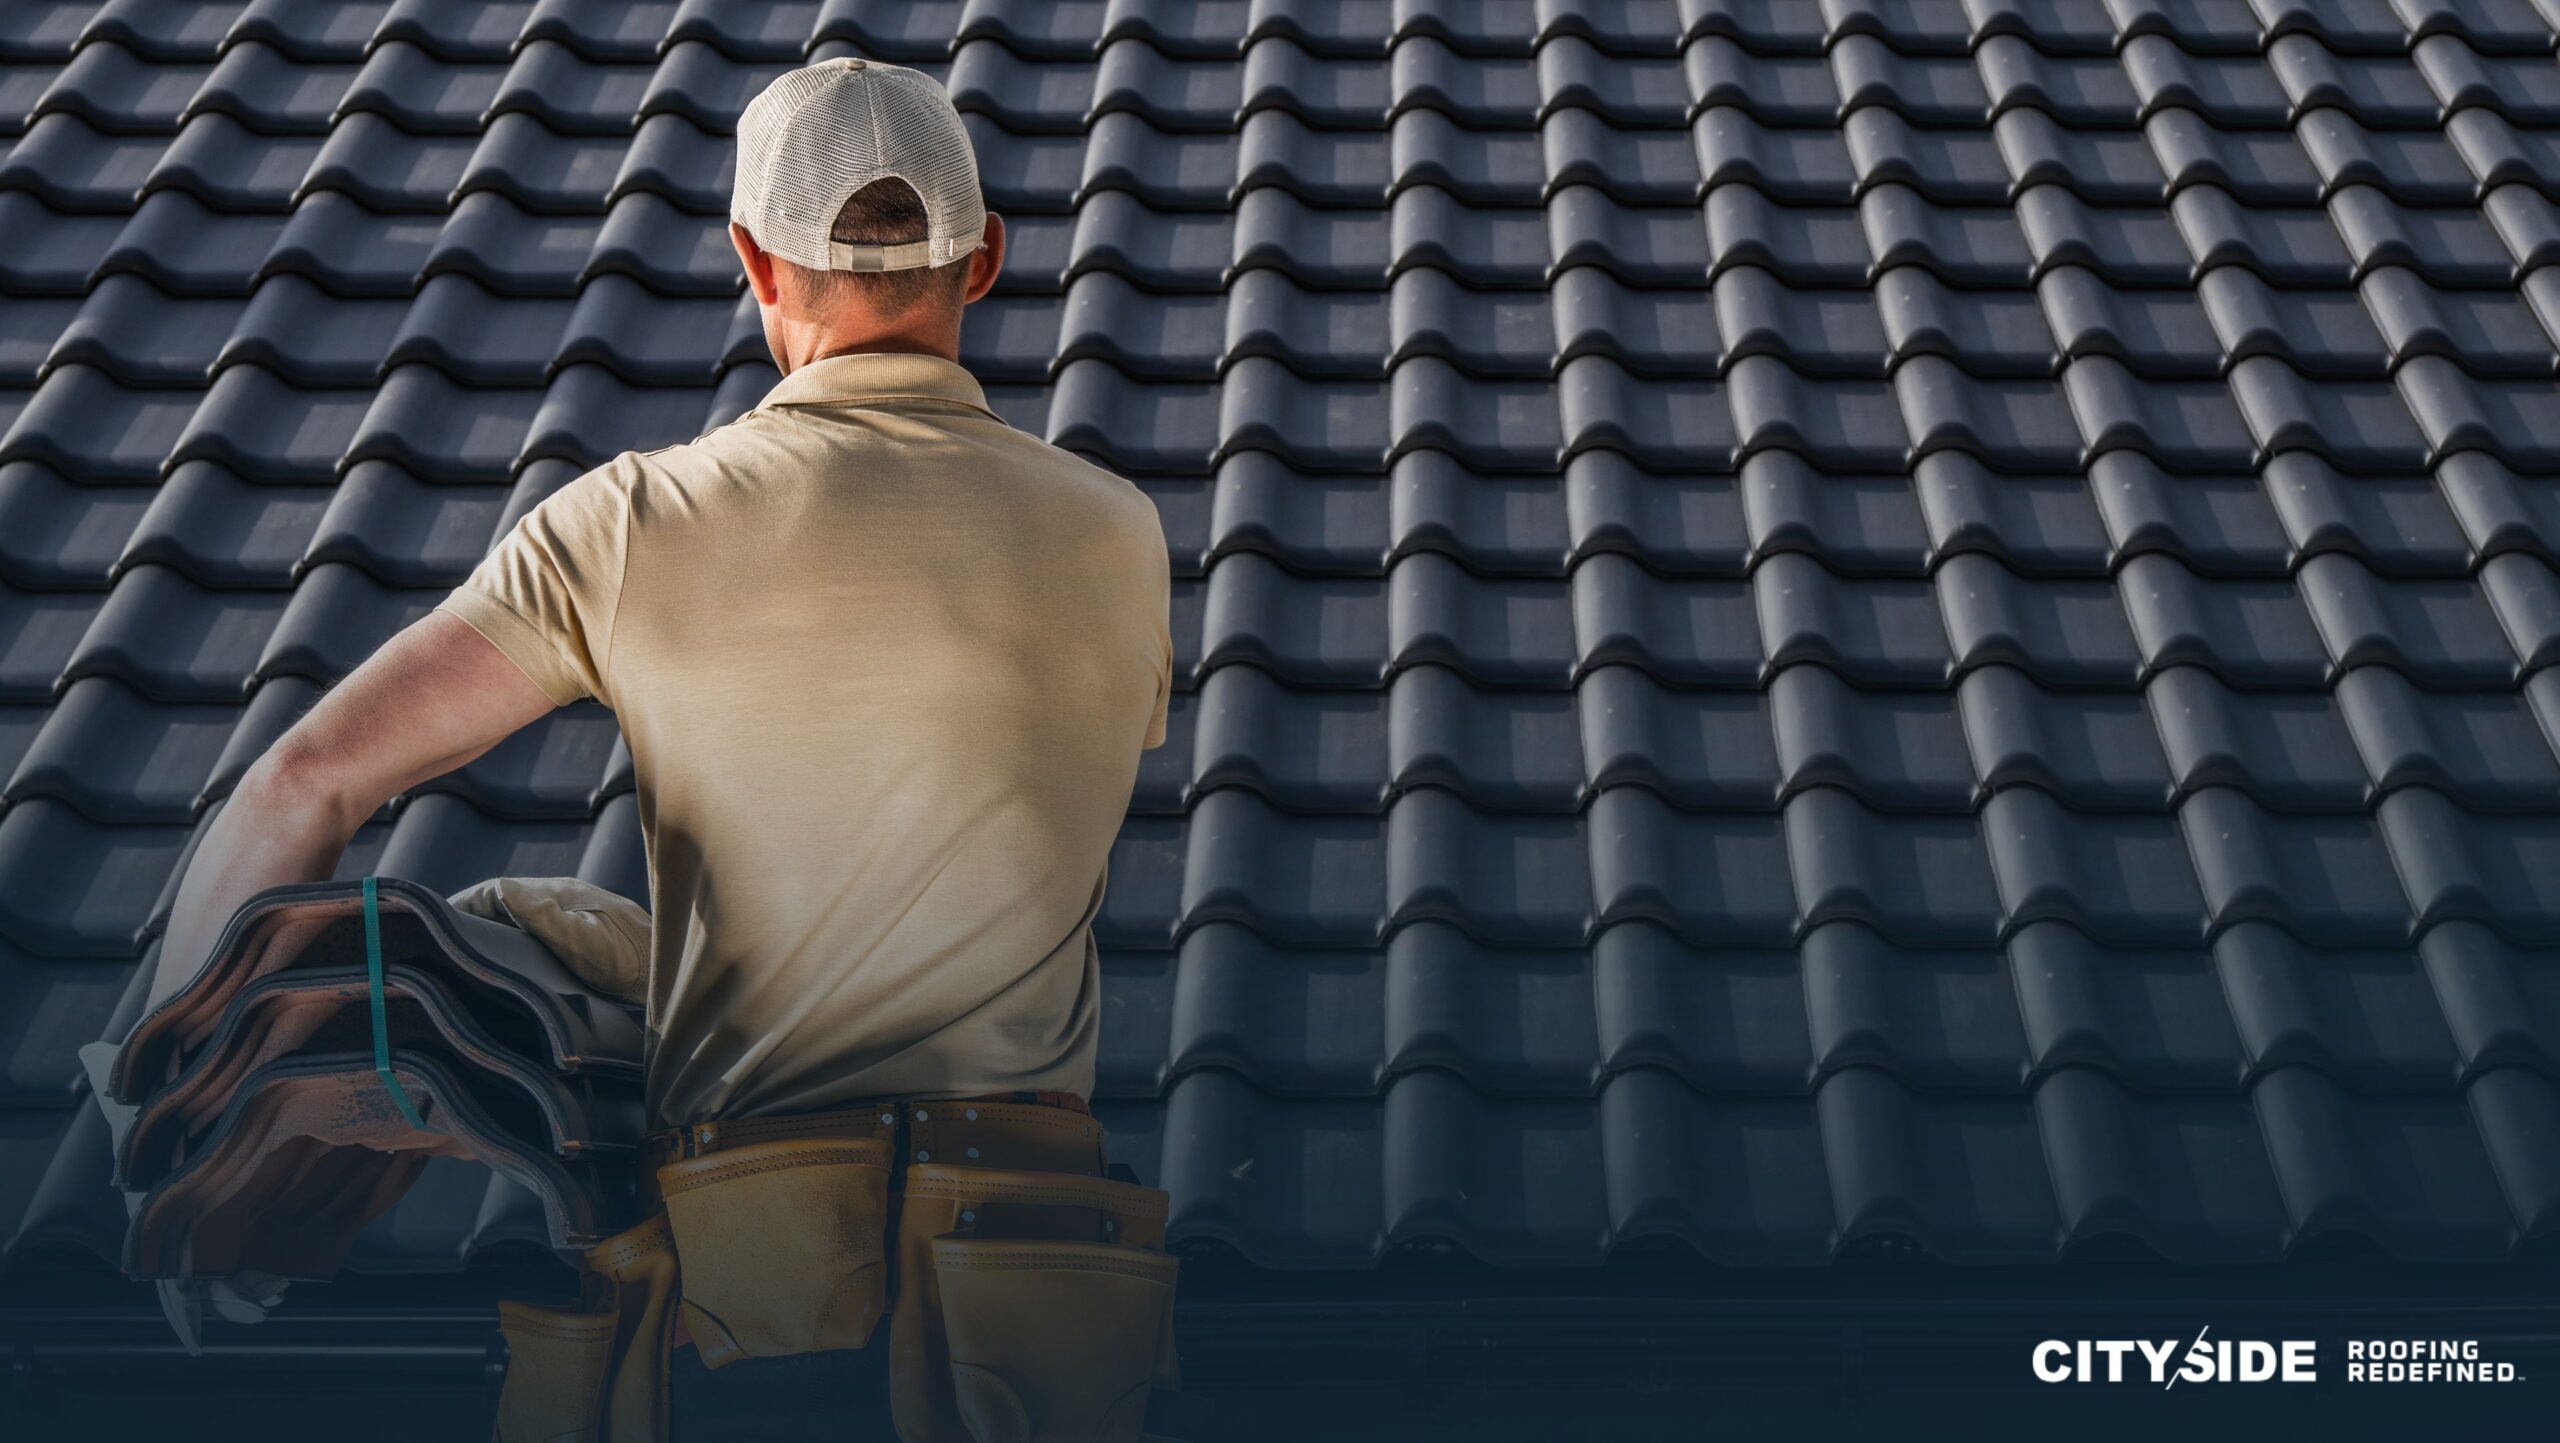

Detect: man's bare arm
146,612,560,1010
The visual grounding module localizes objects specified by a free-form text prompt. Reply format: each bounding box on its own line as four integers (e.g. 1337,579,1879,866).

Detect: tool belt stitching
904,1178,1165,1218
502,1311,619,1342
591,1228,672,1269
660,1149,885,1193
931,1249,1174,1279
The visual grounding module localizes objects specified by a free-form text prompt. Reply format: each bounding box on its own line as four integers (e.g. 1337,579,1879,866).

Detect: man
145,58,1176,1437
154,59,1171,1124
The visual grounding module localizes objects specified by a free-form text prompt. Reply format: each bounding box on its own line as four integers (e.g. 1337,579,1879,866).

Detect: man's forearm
147,760,369,1013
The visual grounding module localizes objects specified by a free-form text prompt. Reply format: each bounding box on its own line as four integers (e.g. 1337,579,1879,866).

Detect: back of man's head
728,59,1000,366
805,177,973,319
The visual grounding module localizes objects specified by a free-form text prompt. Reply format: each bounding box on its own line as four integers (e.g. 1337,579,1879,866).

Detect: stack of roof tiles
4,0,2560,1287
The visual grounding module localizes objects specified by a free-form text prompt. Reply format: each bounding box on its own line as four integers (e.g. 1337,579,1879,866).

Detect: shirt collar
755,351,993,417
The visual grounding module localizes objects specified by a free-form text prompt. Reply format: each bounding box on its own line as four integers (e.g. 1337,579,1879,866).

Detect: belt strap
362,876,429,1130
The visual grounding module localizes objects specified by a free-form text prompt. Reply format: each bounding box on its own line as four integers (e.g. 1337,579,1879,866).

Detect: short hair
818,177,971,313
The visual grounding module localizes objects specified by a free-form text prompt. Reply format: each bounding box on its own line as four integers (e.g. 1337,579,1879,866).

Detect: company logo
2033,1330,2524,1387
2034,1329,2314,1386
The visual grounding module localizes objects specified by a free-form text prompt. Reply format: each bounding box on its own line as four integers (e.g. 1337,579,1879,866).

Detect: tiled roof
3,0,2560,1287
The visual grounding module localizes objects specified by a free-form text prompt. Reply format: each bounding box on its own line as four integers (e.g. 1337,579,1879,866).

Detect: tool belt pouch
655,1135,892,1368
890,1165,1177,1443
495,1300,616,1443
493,1214,679,1443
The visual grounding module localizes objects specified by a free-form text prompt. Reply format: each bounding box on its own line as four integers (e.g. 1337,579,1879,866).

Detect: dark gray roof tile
2123,35,2292,127
262,190,439,296
2008,921,2238,1088
1240,109,1385,204
1385,267,1545,377
2,112,172,211
1785,787,2000,943
2483,549,2560,669
1562,450,1748,574
1726,356,1906,469
2419,32,2560,122
2395,353,2560,466
1983,785,2206,944
2420,920,2560,1073
344,364,542,480
31,41,204,134
1960,663,2174,808
1853,105,2007,203
2300,550,2521,682
2268,33,2440,125
2201,267,2396,376
1389,35,1534,127
1690,106,1854,201
2396,0,2556,53
335,42,503,134
1994,109,2168,203
1830,34,1987,126
3,677,232,822
2381,784,2560,939
0,193,125,294
1934,551,2144,686
605,112,728,212
1892,359,2083,469
488,41,653,136
2339,663,2560,805
113,458,321,586
1975,36,2138,125
58,563,283,701
2333,182,2517,283
1741,451,1930,573
1533,34,1683,126
2037,265,2222,376
0,366,198,480
2174,187,2354,283
1753,552,1949,685
2261,451,2476,572
1968,0,2120,52
1711,265,1883,375
1587,784,1795,942
2121,550,2332,683
2062,356,2258,469
2146,662,2369,807
1768,663,1973,808
219,273,405,384
1913,453,2115,573
2088,451,2294,573
1537,109,1699,204
2184,786,2411,943
1677,36,1837,125
2014,184,2192,284
0,462,147,588
1857,185,2034,286
371,0,527,62
2226,358,2427,469
2450,105,2560,195
226,0,388,60
303,462,504,586
1238,35,1386,127
300,111,474,212
515,0,675,61
2372,264,2556,374
1701,185,1863,284
2146,112,2322,203
2299,109,2483,202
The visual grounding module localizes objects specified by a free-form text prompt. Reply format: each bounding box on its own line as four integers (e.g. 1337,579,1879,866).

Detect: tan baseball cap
730,58,987,273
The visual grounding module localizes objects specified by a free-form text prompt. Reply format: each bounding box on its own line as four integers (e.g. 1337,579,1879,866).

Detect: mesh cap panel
731,58,986,273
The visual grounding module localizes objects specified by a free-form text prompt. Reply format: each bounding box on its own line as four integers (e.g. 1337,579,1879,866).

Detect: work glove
448,876,651,1003
78,1040,290,1353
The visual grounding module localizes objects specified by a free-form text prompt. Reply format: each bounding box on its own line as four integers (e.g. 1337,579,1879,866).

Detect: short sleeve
437,461,631,707
1142,618,1172,750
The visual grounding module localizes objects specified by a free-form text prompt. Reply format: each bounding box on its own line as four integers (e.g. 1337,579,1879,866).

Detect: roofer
143,59,1177,1442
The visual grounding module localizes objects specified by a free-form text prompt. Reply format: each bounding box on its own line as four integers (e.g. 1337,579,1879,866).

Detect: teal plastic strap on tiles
363,876,430,1131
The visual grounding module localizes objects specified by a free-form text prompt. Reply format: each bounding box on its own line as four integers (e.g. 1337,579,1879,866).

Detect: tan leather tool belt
493,1095,1178,1443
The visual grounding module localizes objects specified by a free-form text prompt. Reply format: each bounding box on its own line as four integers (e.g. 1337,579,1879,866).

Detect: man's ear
730,221,781,306
960,213,1005,305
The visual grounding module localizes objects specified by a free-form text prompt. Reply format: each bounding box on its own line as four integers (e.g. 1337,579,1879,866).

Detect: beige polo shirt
438,352,1171,1126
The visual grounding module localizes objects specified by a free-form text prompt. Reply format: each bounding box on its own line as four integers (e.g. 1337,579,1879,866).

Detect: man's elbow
235,735,381,839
